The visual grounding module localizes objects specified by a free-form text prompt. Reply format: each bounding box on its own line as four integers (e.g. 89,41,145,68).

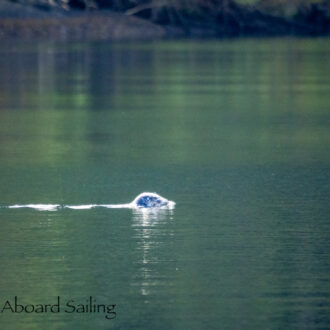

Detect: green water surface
0,38,330,329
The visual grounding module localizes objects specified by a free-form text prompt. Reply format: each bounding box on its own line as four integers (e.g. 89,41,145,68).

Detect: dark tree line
9,0,330,35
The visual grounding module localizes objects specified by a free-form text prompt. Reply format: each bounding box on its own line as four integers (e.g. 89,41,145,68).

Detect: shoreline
0,1,329,41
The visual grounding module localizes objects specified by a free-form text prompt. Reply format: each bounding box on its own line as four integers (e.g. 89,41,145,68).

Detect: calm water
0,38,330,329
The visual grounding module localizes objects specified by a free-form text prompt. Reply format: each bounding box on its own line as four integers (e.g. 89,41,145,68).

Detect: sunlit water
0,38,330,329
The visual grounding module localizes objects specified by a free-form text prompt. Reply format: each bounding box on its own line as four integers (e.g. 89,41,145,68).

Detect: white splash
6,192,175,211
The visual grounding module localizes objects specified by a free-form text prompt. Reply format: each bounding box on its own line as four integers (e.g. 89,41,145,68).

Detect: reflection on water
132,208,174,227
132,209,174,297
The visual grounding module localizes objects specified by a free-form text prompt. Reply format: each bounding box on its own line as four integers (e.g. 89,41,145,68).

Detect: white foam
6,203,133,211
8,204,60,211
65,204,97,210
65,203,132,209
99,204,132,209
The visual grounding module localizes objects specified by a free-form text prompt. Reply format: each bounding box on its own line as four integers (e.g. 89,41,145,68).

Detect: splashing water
4,192,175,211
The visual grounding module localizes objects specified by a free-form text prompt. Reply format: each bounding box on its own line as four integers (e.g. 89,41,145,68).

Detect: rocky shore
0,1,166,40
0,0,329,41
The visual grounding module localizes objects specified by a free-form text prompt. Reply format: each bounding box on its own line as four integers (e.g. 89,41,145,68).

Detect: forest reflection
0,40,329,169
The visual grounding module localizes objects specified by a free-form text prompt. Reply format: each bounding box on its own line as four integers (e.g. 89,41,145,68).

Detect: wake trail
6,204,132,211
2,192,175,211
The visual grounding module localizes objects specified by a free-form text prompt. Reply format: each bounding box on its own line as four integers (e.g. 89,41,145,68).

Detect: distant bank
0,0,329,41
0,1,166,40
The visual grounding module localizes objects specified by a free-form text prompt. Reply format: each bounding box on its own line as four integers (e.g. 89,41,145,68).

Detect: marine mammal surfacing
131,192,175,209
